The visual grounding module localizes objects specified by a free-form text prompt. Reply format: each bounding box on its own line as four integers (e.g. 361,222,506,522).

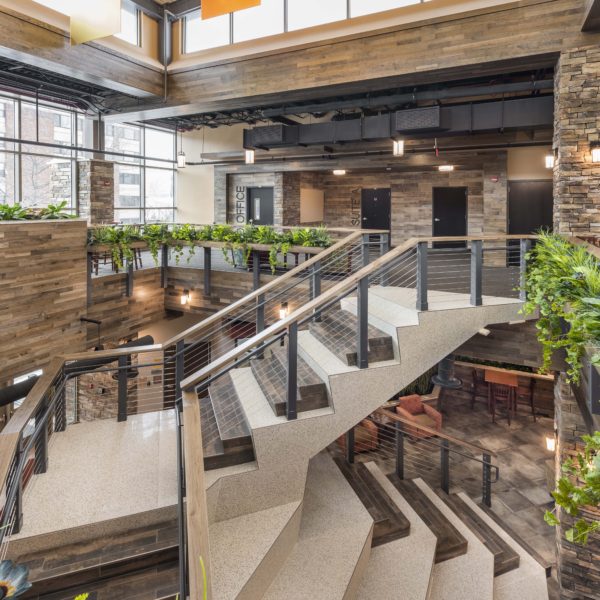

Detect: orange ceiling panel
201,0,261,19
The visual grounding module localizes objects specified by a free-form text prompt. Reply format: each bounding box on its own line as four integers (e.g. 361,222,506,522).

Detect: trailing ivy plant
545,432,600,545
523,231,600,382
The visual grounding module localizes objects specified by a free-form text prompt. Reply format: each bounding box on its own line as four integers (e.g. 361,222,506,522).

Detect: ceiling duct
244,95,553,150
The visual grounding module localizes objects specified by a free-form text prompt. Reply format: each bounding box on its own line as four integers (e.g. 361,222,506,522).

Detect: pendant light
177,124,186,169
392,139,404,157
245,149,256,164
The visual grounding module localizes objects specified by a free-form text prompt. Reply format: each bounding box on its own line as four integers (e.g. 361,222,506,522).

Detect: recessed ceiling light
438,165,454,172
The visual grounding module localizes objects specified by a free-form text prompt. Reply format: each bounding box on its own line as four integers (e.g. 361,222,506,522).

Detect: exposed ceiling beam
164,0,199,17
129,0,165,20
582,0,600,31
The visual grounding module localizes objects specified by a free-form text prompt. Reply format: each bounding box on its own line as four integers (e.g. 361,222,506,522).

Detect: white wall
507,146,553,181
176,124,244,224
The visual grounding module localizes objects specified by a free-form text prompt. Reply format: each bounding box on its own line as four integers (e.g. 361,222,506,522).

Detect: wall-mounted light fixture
245,149,255,164
393,139,405,157
333,169,346,176
279,301,289,320
545,153,555,169
545,434,556,452
438,165,454,172
591,142,600,163
180,289,191,306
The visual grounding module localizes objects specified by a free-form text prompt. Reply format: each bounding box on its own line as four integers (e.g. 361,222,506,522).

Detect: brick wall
554,46,600,234
555,376,600,599
78,159,115,225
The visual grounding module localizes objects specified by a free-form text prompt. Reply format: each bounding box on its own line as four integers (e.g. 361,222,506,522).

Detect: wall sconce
545,154,555,169
393,139,404,157
545,433,556,452
438,165,454,172
333,169,346,176
245,149,255,164
591,142,600,163
279,301,289,320
180,289,191,306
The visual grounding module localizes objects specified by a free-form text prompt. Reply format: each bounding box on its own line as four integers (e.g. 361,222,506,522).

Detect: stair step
19,522,179,599
387,476,468,563
250,345,329,416
333,457,410,547
263,452,373,599
442,493,520,577
208,372,252,449
308,309,394,366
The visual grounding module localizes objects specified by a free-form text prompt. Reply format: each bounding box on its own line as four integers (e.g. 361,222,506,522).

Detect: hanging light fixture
545,154,555,169
177,125,186,169
245,149,255,165
333,169,346,176
392,139,404,157
438,165,454,172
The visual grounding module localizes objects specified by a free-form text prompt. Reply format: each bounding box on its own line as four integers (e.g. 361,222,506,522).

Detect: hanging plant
141,224,170,265
545,432,600,545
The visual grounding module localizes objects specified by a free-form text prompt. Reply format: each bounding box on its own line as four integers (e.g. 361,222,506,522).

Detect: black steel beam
129,0,164,20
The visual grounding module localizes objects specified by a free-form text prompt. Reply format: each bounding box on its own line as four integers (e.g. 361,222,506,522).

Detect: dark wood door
432,187,468,248
508,180,553,234
361,188,391,230
247,187,274,225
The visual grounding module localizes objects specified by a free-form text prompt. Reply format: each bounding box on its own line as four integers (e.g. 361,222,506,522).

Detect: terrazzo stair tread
357,462,437,600
440,493,520,577
249,346,329,416
333,456,410,547
209,500,303,600
387,476,468,563
476,499,552,578
456,494,550,600
208,372,251,449
263,452,374,600
308,309,394,366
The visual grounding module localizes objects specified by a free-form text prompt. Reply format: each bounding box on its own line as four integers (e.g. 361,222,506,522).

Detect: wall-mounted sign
202,0,261,19
235,186,247,226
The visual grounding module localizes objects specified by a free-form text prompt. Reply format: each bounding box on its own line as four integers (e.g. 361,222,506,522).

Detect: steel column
175,340,185,404
470,240,483,306
86,252,93,306
203,247,212,295
117,355,128,422
395,422,404,479
357,277,369,369
34,404,48,475
346,428,355,464
441,439,450,493
161,244,169,289
482,453,492,507
252,250,261,290
519,239,532,302
125,259,134,297
416,242,429,311
286,322,298,420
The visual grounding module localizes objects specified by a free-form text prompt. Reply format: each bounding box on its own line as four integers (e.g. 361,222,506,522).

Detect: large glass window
233,0,285,43
115,3,140,45
184,10,230,53
21,155,72,209
287,0,347,31
351,0,419,17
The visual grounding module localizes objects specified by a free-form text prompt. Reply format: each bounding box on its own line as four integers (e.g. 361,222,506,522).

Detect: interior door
361,188,391,230
247,187,274,225
432,187,468,248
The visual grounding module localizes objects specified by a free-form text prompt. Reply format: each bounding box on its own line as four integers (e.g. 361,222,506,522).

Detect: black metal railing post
470,240,483,306
441,439,450,493
252,249,261,290
55,384,67,432
311,260,322,322
12,436,24,534
395,422,404,479
175,403,188,600
175,340,185,404
34,402,48,475
380,233,390,286
416,241,428,311
125,258,134,297
362,233,371,267
286,322,298,420
346,427,355,464
117,355,128,422
357,277,369,369
203,247,212,296
482,453,492,507
519,238,532,302
161,244,169,289
86,252,93,306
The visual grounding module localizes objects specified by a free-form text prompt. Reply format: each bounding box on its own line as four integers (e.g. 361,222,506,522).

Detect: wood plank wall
0,221,88,383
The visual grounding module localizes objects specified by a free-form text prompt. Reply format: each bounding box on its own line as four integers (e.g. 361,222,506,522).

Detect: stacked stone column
77,159,115,224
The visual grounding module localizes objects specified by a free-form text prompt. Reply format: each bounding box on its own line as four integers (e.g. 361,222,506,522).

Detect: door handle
362,217,367,221
434,218,441,222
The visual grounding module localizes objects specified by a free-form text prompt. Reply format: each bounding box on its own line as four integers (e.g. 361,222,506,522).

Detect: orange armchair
395,394,442,439
337,419,379,453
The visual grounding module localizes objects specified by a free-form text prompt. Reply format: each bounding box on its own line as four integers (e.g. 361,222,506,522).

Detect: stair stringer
205,299,524,524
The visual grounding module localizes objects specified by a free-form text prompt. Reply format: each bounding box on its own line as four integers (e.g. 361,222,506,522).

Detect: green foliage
74,594,89,600
545,432,600,545
0,201,74,220
522,231,600,382
88,224,334,274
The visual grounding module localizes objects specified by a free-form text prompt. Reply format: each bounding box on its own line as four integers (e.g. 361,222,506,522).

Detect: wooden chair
490,383,516,425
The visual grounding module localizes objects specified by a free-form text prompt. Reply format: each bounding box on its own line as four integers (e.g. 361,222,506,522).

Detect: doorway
361,188,391,231
432,187,468,248
247,187,274,225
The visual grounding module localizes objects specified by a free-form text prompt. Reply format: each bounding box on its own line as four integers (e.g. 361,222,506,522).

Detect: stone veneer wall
77,159,115,225
0,220,88,384
554,46,600,235
223,172,284,226
554,376,600,599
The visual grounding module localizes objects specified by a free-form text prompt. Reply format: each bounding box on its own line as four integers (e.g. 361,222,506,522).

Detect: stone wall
555,376,600,599
554,45,600,234
0,220,88,384
224,172,284,226
78,159,115,225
